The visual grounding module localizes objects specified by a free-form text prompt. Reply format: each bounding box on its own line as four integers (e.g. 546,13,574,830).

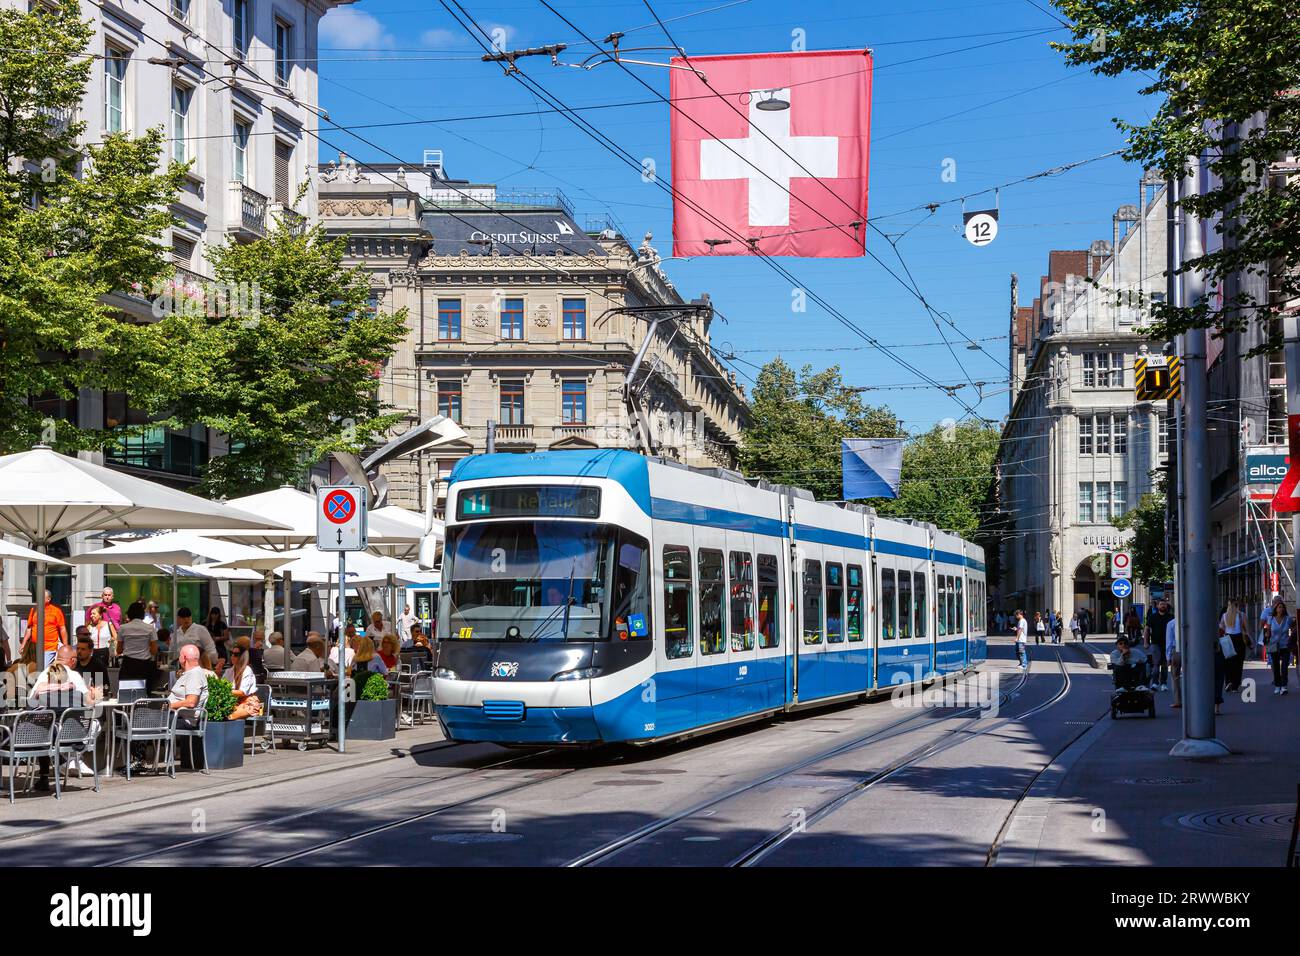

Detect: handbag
1219,635,1237,659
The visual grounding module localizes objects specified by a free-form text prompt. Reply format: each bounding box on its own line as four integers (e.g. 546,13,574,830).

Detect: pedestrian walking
1219,600,1247,693
1166,614,1182,709
1079,608,1091,640
1145,598,1174,691
1052,610,1063,644
85,604,117,670
1014,610,1029,669
1033,611,1046,645
1264,599,1294,695
1069,611,1082,642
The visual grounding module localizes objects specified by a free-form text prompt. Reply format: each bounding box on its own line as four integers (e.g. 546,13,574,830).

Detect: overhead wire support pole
1171,144,1229,759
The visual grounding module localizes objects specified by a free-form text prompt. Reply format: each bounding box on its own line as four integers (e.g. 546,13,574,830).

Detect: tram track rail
88,746,560,867
733,650,1073,867
566,663,1036,867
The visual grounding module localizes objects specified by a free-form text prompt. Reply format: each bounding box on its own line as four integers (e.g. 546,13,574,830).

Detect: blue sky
313,0,1154,432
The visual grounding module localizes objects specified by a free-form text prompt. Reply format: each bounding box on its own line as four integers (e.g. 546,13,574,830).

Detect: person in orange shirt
23,590,68,668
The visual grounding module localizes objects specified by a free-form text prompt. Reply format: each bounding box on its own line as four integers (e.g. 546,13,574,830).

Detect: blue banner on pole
841,438,905,500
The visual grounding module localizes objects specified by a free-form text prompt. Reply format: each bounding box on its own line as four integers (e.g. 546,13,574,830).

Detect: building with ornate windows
2,0,347,644
317,156,751,515
997,176,1170,622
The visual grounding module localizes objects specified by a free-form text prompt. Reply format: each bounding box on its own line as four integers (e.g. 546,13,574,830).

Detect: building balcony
226,181,268,240
494,423,534,442
269,202,307,235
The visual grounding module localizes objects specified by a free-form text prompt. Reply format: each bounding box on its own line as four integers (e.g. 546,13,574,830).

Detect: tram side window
847,565,864,642
914,572,927,639
698,549,726,656
951,574,961,634
898,570,913,640
729,551,755,652
826,563,844,643
610,531,651,641
802,559,823,645
757,553,781,649
663,546,694,660
937,575,948,636
881,568,896,640
955,578,964,634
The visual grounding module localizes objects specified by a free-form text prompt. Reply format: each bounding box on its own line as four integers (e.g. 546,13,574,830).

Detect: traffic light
1136,355,1181,401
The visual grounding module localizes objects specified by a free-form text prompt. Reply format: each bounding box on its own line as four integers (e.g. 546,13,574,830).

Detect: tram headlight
434,667,460,681
551,666,601,681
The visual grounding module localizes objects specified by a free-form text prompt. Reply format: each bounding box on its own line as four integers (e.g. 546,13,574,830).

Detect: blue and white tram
433,450,987,746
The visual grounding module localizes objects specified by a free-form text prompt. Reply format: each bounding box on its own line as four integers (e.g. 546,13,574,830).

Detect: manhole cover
621,769,687,775
1115,776,1203,786
592,779,663,786
429,832,524,844
1167,804,1294,840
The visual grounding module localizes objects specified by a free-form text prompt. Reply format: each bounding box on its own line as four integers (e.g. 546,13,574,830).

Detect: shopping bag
1218,635,1237,659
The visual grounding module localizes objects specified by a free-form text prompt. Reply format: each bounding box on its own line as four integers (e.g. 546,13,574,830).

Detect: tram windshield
443,521,649,642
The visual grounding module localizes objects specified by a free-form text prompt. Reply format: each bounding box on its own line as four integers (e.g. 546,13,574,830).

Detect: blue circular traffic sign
323,489,357,525
1111,578,1133,599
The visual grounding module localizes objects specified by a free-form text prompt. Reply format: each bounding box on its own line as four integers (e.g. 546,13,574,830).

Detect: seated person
72,635,109,696
352,636,388,677
6,640,41,707
261,630,290,671
222,636,258,699
290,633,328,673
326,628,358,677
167,644,210,730
1110,636,1149,690
407,627,434,669
377,634,400,671
29,645,94,709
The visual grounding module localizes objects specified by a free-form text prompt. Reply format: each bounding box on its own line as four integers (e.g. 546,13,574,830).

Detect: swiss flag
669,50,872,258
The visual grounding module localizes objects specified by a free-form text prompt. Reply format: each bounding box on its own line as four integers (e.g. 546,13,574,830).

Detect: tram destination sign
457,485,601,521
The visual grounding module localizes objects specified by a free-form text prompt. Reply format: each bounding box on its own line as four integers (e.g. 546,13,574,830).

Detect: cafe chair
56,707,101,793
112,698,175,780
403,672,435,726
0,709,58,802
172,706,209,774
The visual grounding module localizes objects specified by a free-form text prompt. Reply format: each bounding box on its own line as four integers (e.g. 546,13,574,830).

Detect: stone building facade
998,177,1169,621
317,159,750,514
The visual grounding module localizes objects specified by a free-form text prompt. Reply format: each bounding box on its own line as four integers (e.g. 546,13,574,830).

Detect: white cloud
420,22,515,50
320,9,393,49
418,28,460,47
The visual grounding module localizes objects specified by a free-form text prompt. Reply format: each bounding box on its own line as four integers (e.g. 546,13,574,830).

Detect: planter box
346,698,396,740
181,719,246,771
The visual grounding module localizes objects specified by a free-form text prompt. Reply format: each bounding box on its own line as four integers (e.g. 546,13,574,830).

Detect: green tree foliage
174,220,408,497
1112,491,1173,584
739,358,901,501
1053,0,1300,343
0,0,188,453
877,422,1001,537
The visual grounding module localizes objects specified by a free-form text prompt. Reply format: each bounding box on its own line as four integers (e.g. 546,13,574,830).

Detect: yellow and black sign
1135,355,1181,401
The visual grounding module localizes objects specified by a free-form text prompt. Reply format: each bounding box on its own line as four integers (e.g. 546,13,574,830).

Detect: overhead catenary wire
484,0,988,416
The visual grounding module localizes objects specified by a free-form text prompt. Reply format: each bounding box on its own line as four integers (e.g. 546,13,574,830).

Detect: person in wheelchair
1110,635,1150,691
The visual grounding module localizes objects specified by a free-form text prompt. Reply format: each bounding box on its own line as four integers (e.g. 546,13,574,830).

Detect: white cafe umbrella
192,487,423,638
211,544,423,586
0,446,289,653
0,538,71,566
66,531,273,626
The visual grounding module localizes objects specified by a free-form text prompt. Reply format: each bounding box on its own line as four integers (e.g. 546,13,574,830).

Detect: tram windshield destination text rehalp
456,485,601,521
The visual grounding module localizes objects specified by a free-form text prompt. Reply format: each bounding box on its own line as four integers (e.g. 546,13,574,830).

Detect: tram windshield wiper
527,563,577,641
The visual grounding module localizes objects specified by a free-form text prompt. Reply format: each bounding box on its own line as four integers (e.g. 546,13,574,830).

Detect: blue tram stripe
650,497,786,538
793,523,868,550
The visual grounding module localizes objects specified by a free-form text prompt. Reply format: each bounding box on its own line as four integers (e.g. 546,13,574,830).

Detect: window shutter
275,141,291,204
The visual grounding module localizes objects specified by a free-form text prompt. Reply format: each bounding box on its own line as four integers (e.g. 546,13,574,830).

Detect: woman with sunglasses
221,636,257,699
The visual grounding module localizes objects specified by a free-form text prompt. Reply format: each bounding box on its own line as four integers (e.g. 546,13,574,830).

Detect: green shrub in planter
206,675,238,721
360,672,390,701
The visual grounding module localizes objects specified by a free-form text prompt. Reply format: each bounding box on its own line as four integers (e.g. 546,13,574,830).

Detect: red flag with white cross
669,49,872,258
